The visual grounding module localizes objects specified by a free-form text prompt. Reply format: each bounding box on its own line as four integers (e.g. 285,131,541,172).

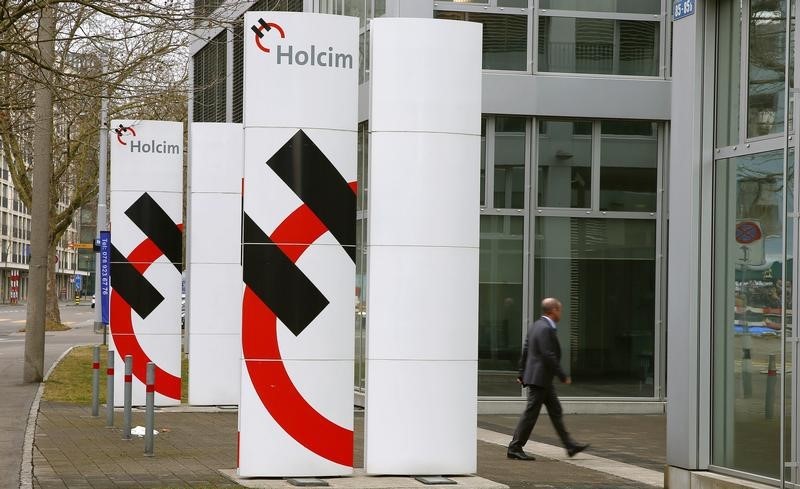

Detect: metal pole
106,350,114,427
122,355,132,440
91,346,100,416
144,362,155,456
766,353,777,420
94,95,108,345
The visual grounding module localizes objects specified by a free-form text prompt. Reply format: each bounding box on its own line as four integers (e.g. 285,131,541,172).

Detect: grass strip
44,345,189,404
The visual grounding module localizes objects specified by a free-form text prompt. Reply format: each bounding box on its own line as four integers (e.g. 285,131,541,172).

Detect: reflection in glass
435,11,528,71
539,0,660,14
355,217,367,390
747,0,793,138
534,217,656,397
717,0,742,147
600,121,658,212
712,150,786,478
537,119,592,208
357,122,368,212
494,117,526,209
479,216,524,396
538,17,659,76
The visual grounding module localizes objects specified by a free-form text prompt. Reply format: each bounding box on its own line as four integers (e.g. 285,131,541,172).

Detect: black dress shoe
507,450,535,460
567,443,589,457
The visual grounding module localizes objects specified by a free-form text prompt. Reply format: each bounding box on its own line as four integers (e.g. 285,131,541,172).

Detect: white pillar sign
364,18,482,475
239,12,358,477
109,120,183,407
187,123,243,405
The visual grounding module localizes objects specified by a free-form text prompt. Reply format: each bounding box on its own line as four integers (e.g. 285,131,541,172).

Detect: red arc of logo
115,125,136,146
252,19,285,53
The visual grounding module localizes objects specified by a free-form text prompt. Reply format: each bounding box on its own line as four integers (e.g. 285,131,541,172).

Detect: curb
19,344,85,489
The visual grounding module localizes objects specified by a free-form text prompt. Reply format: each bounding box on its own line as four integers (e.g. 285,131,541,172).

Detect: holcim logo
251,17,354,70
115,124,180,155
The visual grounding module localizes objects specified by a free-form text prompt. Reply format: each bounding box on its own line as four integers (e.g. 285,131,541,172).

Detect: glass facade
534,217,656,397
710,1,798,484
538,17,660,76
477,116,662,398
434,2,665,76
712,150,789,479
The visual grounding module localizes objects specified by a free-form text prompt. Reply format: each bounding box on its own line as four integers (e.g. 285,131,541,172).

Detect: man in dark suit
507,297,589,461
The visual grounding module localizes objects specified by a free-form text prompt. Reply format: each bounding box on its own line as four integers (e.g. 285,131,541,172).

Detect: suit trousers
508,384,573,451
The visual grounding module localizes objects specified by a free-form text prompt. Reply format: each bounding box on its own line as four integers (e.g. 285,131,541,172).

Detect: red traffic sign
735,221,762,244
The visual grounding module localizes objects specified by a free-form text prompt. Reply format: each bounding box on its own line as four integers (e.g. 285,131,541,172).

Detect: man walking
507,297,589,461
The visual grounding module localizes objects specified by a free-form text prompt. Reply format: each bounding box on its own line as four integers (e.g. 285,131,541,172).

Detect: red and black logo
251,18,285,53
115,124,136,145
243,130,356,467
111,192,183,401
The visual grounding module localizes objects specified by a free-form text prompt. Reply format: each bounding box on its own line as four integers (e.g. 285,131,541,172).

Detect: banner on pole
100,230,110,324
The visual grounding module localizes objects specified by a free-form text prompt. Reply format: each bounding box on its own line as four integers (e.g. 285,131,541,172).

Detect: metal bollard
765,353,777,420
742,347,753,398
106,351,115,427
122,355,133,440
91,346,100,417
144,362,155,456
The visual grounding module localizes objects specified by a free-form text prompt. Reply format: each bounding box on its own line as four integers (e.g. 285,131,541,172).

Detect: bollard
144,362,155,456
742,347,753,398
765,353,777,420
91,346,100,417
122,355,133,440
106,350,115,427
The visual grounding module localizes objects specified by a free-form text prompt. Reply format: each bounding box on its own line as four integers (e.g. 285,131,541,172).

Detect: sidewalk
31,402,665,489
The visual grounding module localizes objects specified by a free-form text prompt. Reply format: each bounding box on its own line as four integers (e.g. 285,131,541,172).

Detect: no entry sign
736,221,762,244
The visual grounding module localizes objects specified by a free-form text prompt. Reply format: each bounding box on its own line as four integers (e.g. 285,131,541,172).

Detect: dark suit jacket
518,317,567,387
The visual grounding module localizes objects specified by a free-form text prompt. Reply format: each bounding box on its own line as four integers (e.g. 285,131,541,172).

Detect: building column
667,0,715,472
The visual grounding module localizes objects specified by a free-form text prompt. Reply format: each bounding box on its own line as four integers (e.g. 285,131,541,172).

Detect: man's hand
563,376,572,385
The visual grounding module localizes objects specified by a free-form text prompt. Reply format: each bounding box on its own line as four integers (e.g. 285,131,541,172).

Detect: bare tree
1,1,189,335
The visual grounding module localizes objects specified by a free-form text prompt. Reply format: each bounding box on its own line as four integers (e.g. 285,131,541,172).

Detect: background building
0,141,86,304
191,0,669,410
193,0,800,486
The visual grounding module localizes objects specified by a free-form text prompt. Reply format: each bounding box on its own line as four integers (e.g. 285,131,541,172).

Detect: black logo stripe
110,245,164,319
266,130,356,263
125,193,182,272
243,213,329,336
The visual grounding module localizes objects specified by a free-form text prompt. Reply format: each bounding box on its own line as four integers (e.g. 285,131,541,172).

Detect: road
0,302,99,489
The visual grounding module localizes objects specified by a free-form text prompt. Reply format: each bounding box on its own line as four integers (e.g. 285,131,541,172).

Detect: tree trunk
45,245,62,327
23,4,55,383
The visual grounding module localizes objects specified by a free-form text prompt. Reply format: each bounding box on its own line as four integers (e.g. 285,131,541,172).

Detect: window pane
374,0,386,17
498,0,528,7
534,217,656,397
540,0,660,14
717,0,743,147
600,120,658,212
435,11,528,71
538,17,659,76
712,150,785,478
481,118,487,206
537,119,592,208
479,215,525,396
747,0,791,138
494,117,526,209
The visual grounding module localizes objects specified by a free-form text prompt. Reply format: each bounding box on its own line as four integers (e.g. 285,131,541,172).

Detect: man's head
542,297,562,323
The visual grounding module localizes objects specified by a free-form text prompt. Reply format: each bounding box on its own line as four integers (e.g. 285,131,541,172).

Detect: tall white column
109,120,184,407
187,123,243,406
238,12,358,477
364,18,482,475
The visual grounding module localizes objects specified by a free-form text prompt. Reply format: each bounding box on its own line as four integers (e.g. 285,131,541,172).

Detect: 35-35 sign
673,0,696,20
